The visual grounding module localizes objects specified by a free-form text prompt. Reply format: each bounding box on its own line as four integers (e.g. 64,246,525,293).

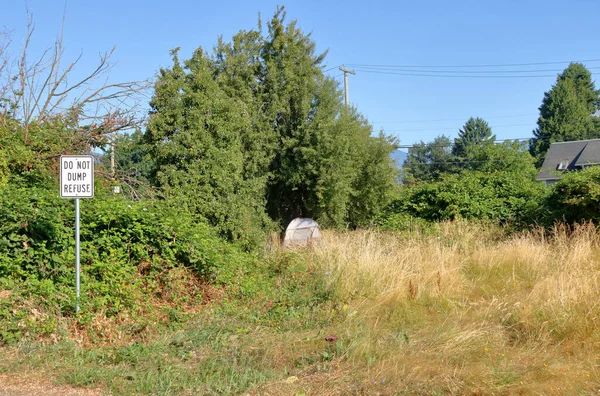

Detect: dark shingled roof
537,139,600,181
575,140,600,166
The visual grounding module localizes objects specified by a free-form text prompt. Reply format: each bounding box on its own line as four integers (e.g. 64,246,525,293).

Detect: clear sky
2,0,599,147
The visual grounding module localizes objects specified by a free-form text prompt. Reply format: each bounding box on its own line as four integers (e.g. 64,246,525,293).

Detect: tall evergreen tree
529,63,600,164
402,135,455,183
145,48,272,246
452,117,495,158
144,7,398,239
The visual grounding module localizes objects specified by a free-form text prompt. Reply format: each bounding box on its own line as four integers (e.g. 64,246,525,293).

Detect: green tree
530,63,600,164
348,130,399,227
402,135,456,183
145,48,273,247
541,166,600,225
145,8,398,237
462,140,536,175
452,117,495,158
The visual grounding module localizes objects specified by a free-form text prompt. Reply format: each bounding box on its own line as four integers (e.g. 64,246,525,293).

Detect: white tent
283,218,321,247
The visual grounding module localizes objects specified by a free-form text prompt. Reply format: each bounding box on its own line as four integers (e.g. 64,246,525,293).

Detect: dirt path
0,374,102,396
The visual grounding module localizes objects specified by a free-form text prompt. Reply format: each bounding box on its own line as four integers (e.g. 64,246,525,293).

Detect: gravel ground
0,374,102,396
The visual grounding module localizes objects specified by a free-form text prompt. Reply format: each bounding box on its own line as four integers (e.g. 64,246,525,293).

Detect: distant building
536,139,600,186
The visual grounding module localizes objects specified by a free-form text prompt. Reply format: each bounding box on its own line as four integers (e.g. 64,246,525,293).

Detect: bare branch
0,28,13,122
53,48,113,97
1,7,153,148
96,167,162,201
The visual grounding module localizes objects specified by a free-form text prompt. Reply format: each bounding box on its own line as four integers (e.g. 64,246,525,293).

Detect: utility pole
339,65,356,107
110,131,115,179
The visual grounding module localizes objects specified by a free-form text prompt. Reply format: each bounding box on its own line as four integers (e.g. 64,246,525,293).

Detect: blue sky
2,0,599,146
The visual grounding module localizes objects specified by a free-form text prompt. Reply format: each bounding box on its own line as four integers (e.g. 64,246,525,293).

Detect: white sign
60,155,95,198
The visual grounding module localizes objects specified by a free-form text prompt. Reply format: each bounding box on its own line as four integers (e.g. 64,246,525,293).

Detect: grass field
1,221,600,394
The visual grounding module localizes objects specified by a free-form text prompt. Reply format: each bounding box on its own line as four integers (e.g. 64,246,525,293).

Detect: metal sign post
75,198,81,312
60,155,94,313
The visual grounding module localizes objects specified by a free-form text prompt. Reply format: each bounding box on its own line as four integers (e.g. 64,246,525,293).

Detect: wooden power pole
110,131,115,179
339,65,356,107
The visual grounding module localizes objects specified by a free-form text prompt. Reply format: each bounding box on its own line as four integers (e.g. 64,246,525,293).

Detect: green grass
2,223,600,395
0,249,343,395
1,309,343,395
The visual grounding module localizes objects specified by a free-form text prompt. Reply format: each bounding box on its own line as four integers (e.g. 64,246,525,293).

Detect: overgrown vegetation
0,5,396,340
2,224,600,394
0,181,262,344
1,5,600,395
381,171,543,227
144,8,398,243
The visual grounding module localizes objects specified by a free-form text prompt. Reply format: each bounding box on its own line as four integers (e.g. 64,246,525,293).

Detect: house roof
536,139,600,181
575,139,600,166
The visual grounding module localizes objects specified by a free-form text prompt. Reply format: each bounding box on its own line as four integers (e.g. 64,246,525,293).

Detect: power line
326,60,600,77
403,158,526,165
352,69,592,79
397,137,533,149
386,123,532,133
352,66,600,75
323,65,343,73
373,113,537,124
346,59,600,69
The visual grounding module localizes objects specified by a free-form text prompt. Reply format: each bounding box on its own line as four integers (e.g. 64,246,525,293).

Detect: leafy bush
0,182,255,343
541,166,600,225
0,184,250,281
380,169,544,229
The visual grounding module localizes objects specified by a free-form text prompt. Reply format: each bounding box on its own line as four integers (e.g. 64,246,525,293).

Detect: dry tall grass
297,221,600,394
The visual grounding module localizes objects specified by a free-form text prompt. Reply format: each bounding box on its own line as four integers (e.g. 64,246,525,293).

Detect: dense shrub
541,166,600,225
0,184,250,281
0,182,255,343
379,170,544,228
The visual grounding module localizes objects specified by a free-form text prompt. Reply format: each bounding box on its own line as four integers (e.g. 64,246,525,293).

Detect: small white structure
283,218,321,247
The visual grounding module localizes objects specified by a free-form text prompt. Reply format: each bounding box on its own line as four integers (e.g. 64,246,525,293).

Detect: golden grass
290,221,600,394
3,221,599,394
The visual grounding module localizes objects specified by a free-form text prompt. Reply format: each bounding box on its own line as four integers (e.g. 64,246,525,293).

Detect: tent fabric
283,218,321,247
